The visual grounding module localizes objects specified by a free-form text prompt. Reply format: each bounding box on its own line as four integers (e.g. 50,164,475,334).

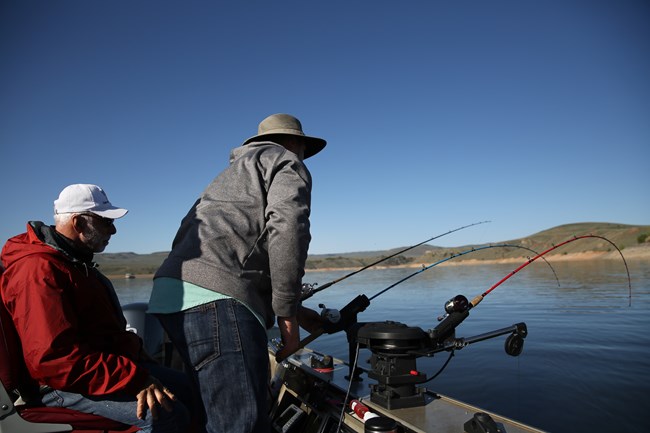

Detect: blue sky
1,1,648,255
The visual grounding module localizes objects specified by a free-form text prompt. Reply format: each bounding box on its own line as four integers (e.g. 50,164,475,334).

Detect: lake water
111,259,650,433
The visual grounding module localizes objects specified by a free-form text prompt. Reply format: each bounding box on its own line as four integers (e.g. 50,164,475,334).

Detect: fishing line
470,235,632,308
336,341,361,433
369,244,559,301
301,220,491,301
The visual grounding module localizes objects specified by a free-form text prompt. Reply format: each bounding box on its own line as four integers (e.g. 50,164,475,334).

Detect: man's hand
136,375,177,420
275,315,300,362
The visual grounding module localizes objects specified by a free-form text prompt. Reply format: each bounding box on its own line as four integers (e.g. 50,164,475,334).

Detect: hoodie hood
1,222,93,271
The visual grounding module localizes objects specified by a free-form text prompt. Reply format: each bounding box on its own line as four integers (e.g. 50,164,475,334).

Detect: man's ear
71,214,88,234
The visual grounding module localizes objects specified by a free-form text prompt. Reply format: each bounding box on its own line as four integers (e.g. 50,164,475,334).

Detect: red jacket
0,222,149,396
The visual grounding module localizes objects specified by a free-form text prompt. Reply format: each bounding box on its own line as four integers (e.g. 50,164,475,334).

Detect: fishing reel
320,294,370,335
317,303,341,326
444,294,470,314
301,282,318,300
355,294,528,410
431,294,527,356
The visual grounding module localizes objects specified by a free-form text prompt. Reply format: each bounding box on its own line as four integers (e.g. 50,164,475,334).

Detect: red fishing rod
470,234,632,309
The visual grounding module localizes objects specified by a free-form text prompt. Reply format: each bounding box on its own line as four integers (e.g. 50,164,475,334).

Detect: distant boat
124,273,135,279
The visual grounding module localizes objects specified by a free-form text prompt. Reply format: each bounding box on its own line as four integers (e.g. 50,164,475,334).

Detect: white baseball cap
54,184,128,219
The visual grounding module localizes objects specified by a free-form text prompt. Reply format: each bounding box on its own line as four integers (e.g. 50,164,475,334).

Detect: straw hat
242,113,327,159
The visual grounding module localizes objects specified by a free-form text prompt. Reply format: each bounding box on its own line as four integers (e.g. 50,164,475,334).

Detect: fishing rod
283,234,630,363
300,220,491,301
292,244,554,357
418,234,632,350
368,243,559,301
408,234,634,371
469,234,632,308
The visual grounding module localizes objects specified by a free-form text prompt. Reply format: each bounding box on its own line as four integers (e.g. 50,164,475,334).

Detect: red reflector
410,370,419,375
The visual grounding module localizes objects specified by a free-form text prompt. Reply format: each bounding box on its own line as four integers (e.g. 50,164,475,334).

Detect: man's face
78,214,116,253
282,137,307,161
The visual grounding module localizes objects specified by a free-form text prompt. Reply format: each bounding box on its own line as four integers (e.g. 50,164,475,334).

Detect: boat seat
1,378,71,433
0,271,139,433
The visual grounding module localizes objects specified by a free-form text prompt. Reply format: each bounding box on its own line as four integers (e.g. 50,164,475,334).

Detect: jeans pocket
41,389,85,409
184,303,221,371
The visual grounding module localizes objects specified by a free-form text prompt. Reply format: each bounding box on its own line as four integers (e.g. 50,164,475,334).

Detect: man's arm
275,315,300,361
275,306,327,361
265,151,312,321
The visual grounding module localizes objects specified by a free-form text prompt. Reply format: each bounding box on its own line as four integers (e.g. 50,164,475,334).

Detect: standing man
0,184,191,433
149,114,327,433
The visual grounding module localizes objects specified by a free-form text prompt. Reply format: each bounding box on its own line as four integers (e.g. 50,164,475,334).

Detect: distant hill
94,222,650,276
95,251,170,276
305,222,650,270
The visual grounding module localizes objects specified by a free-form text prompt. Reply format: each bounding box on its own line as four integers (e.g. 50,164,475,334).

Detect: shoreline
308,255,647,272
306,246,650,272
106,247,649,279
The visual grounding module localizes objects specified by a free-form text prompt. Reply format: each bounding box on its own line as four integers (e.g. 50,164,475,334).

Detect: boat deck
270,346,545,433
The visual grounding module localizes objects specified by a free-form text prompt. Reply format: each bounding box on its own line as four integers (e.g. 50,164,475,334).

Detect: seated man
0,184,191,433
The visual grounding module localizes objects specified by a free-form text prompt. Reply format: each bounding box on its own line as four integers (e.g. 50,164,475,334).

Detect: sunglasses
77,213,115,226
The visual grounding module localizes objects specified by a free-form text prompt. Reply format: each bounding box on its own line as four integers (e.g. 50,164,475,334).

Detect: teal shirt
147,277,265,328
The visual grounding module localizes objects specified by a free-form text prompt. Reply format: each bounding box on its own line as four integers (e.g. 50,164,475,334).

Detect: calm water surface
111,259,650,433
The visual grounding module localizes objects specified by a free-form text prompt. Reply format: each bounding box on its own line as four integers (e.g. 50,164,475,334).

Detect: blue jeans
40,362,191,433
155,299,270,433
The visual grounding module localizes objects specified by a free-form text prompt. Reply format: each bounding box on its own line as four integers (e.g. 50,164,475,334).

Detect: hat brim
242,134,327,159
90,207,129,219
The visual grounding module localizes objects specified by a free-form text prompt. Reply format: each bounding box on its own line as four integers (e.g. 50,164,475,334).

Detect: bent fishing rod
469,234,632,308
409,234,634,366
300,220,491,301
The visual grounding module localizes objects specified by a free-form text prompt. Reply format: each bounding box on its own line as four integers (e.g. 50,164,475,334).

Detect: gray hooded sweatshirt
154,141,312,328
